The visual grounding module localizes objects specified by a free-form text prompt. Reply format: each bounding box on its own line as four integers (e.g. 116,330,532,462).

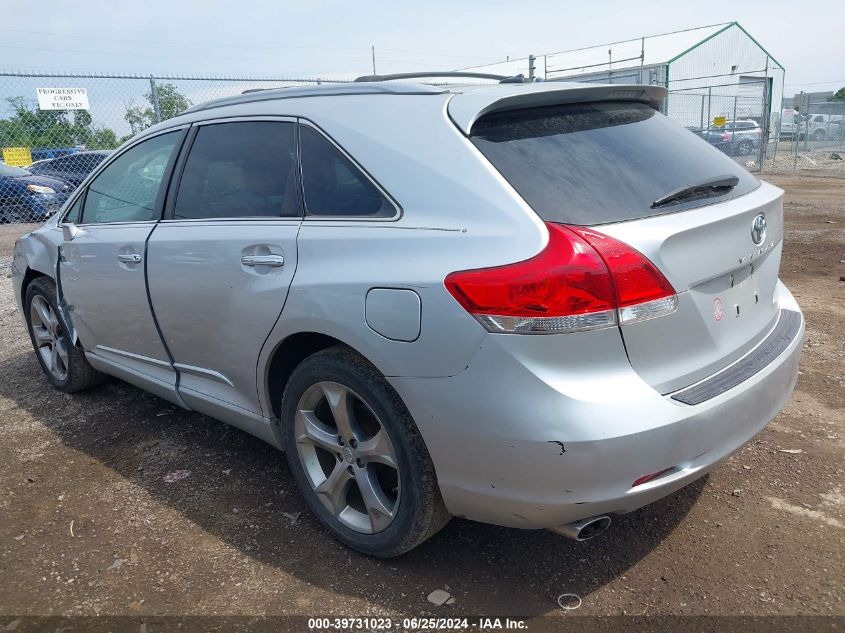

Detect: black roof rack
183,83,446,115
354,71,527,84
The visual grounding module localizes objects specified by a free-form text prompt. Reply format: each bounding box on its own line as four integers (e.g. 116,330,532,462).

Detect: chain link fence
2,68,844,226
1,72,331,224
765,100,845,171
666,79,771,171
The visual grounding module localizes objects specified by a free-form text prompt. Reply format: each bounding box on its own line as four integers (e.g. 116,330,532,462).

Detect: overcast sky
2,0,843,96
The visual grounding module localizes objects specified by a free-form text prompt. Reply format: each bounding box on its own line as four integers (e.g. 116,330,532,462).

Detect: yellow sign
713,116,727,128
2,147,33,167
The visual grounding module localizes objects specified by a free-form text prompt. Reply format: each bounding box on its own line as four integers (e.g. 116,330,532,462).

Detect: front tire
24,277,105,393
281,346,449,557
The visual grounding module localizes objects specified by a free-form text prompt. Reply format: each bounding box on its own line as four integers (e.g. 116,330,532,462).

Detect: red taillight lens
444,223,615,334
568,227,676,307
445,222,678,334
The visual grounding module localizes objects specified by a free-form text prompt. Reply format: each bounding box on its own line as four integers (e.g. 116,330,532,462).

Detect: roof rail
354,71,527,84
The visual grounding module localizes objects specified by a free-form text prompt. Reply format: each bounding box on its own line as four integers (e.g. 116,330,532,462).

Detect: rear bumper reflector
671,309,802,406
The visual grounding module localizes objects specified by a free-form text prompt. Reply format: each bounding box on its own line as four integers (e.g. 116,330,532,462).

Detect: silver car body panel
598,181,785,393
11,80,804,532
147,220,300,415
60,222,174,381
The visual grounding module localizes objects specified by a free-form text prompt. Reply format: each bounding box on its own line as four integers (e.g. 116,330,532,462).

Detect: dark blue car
0,163,72,224
26,150,111,189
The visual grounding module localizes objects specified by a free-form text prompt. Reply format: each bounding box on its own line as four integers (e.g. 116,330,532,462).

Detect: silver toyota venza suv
12,77,803,557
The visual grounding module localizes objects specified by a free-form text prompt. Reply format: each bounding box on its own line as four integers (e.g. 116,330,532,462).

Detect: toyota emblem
751,213,767,245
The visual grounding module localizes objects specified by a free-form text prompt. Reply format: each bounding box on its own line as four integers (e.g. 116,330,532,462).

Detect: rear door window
173,121,299,220
470,101,759,225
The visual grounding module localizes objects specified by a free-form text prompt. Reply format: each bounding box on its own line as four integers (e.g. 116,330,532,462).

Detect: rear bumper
391,281,803,529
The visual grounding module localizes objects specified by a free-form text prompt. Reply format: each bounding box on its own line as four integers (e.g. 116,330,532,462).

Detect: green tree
90,127,119,149
830,87,845,101
123,83,192,134
1,96,75,147
153,83,192,120
0,96,121,151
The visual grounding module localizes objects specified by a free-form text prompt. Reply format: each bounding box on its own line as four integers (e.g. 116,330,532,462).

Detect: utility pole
149,75,161,124
371,46,377,75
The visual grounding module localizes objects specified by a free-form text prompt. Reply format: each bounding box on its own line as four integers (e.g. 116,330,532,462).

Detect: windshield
0,164,32,177
470,101,759,225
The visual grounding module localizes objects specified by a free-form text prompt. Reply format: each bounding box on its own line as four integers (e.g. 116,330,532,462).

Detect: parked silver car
12,78,804,557
723,119,762,156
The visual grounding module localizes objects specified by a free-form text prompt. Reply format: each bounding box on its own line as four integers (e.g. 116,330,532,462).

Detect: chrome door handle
117,253,142,264
241,254,285,268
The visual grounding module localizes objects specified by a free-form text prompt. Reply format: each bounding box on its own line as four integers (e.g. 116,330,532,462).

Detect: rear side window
174,121,299,220
69,153,107,172
300,125,395,218
470,101,759,225
44,157,70,171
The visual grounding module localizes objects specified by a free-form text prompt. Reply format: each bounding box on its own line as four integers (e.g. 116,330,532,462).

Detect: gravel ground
0,171,843,626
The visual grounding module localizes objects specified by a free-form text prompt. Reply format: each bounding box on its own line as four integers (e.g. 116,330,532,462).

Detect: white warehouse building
465,22,785,132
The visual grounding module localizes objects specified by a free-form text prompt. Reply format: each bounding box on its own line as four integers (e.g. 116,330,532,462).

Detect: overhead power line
784,79,845,87
0,43,446,68
0,28,497,62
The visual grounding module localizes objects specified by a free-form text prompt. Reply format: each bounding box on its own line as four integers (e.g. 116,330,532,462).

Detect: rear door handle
241,254,285,268
117,253,142,264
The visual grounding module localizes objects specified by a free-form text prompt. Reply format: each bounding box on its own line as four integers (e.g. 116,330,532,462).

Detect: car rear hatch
455,87,784,394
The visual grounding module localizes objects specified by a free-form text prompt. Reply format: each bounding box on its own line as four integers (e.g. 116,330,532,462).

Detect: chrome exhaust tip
550,515,612,541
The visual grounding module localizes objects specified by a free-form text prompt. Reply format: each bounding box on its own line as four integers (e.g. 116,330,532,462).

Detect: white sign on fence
36,88,90,111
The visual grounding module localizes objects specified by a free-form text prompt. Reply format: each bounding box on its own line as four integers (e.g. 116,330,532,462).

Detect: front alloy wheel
24,276,105,393
294,381,400,533
29,294,69,382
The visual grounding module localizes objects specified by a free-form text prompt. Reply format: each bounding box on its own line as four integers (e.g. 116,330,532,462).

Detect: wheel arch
263,331,384,420
20,267,48,307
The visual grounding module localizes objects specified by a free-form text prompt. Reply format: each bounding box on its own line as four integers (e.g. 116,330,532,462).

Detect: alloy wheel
294,381,400,534
29,295,69,382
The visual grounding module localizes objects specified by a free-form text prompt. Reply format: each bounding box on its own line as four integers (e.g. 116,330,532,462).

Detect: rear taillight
445,222,677,334
569,227,678,325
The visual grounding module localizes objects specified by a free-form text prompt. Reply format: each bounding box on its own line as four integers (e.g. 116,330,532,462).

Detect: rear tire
812,129,826,141
24,276,106,393
736,140,753,156
280,345,449,557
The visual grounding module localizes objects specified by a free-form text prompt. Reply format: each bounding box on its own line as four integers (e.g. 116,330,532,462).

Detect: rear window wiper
650,174,740,209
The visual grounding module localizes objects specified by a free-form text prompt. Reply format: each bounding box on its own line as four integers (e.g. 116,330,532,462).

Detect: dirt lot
0,171,843,627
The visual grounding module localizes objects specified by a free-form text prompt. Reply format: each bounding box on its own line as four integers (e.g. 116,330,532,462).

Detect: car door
58,128,186,401
146,118,301,419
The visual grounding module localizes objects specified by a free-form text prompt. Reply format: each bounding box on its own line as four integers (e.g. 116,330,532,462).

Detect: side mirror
62,223,85,242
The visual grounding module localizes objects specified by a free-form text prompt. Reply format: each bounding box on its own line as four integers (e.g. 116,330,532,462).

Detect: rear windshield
470,101,759,225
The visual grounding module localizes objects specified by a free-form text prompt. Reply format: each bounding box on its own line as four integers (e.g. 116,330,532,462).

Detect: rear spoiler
447,83,667,135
